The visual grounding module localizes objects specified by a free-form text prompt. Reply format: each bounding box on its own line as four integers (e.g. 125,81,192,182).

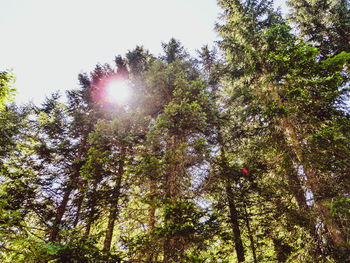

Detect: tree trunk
243,203,257,263
147,179,156,262
84,214,92,238
285,160,324,256
103,146,125,251
73,191,84,228
282,117,346,247
285,161,308,211
148,179,156,231
103,201,119,251
267,80,346,247
218,147,245,262
84,190,97,238
163,236,184,263
49,135,88,242
163,135,185,263
49,184,73,242
49,169,84,242
225,180,245,263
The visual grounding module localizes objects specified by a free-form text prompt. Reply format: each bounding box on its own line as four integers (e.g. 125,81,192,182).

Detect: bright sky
0,0,288,105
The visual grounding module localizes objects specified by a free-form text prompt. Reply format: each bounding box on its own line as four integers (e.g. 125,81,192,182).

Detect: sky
0,0,288,105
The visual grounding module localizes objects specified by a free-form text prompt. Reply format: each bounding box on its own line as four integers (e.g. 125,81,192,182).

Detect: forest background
0,0,349,262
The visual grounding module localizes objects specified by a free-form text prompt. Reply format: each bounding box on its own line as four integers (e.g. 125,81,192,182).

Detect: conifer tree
217,0,350,260
134,39,217,262
287,0,350,57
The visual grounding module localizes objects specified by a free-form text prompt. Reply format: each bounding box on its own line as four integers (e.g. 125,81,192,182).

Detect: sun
104,78,131,104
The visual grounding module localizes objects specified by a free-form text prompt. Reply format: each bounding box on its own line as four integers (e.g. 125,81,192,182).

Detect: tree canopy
0,1,349,262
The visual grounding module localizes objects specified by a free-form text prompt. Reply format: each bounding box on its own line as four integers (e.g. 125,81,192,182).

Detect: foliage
1,1,350,262
0,71,16,110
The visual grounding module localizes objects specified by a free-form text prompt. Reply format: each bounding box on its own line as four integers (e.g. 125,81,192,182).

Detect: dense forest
1,0,350,262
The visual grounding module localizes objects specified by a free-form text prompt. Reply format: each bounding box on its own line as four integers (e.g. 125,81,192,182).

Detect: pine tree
0,105,41,261
132,39,217,262
287,0,350,57
217,0,350,260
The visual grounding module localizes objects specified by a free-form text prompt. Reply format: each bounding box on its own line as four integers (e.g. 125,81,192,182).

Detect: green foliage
0,71,16,110
287,0,350,57
157,99,207,135
331,197,350,220
1,3,349,261
160,200,203,238
51,237,123,263
217,0,350,261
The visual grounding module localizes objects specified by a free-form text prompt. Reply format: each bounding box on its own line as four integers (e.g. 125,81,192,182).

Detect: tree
287,0,350,57
0,105,40,261
217,0,350,260
3,3,349,259
122,39,218,262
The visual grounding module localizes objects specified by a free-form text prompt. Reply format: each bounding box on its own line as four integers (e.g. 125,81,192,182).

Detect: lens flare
104,78,131,104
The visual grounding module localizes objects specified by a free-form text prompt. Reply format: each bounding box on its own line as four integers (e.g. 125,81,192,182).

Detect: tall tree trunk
103,146,125,251
243,203,257,263
163,236,184,263
282,117,346,247
163,135,185,263
49,135,88,242
103,201,119,251
285,160,323,256
73,191,84,228
148,179,156,231
84,188,97,238
225,179,245,263
268,81,346,247
285,161,308,211
218,147,245,262
49,184,73,242
147,178,156,262
84,211,93,238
